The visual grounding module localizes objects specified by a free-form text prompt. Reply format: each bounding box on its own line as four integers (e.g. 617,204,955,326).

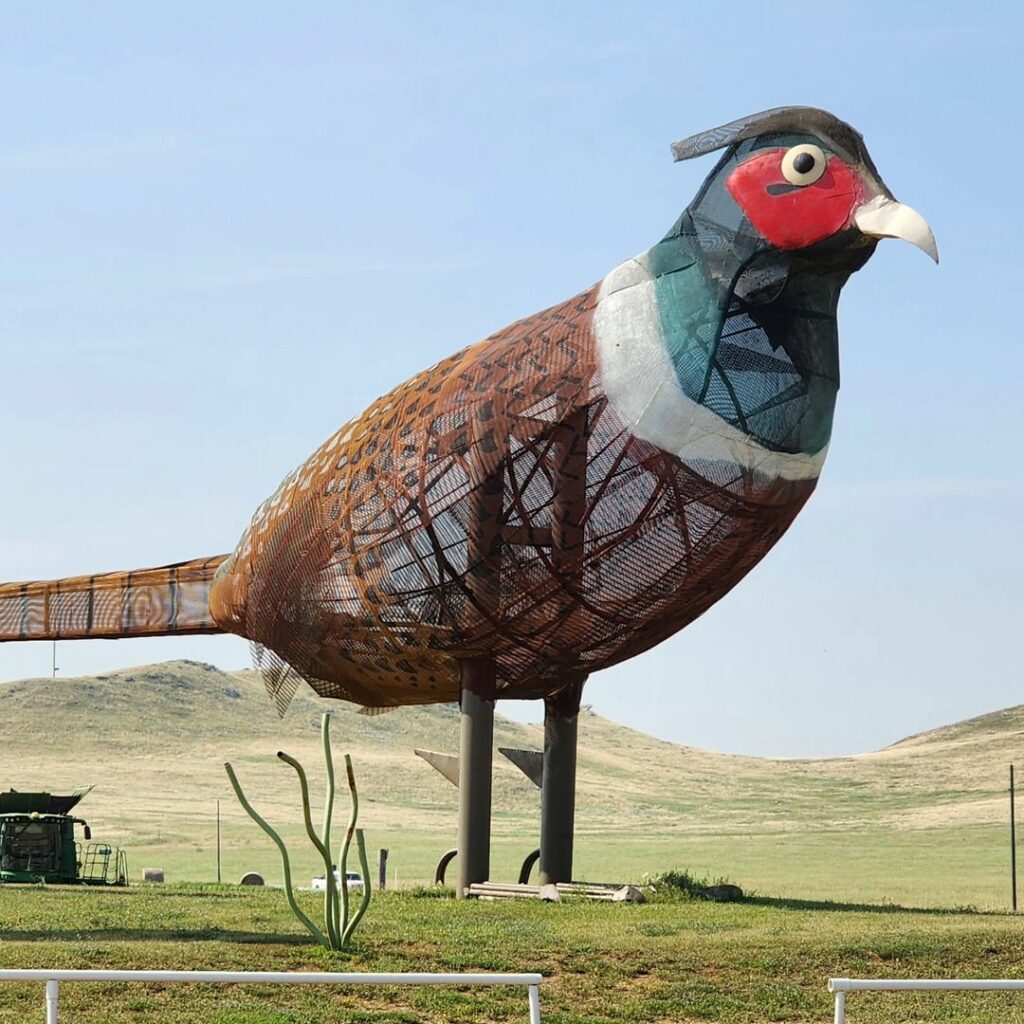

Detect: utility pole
1011,765,1017,913
51,641,58,678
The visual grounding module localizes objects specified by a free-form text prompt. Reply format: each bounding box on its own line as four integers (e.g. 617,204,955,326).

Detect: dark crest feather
670,106,870,167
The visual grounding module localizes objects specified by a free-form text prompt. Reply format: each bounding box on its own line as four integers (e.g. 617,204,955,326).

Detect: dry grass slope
1,660,1019,905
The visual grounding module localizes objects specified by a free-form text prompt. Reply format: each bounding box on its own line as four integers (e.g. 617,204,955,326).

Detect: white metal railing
829,977,1024,1023
0,969,543,1024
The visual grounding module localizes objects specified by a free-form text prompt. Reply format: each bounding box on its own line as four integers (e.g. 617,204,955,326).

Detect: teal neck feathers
645,229,841,457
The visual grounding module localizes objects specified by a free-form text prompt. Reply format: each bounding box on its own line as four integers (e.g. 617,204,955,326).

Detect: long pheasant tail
0,555,230,642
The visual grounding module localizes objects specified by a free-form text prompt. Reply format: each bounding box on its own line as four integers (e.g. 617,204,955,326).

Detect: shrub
645,868,744,902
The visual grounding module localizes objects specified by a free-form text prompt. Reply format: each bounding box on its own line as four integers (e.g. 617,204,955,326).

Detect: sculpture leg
539,677,585,886
457,654,496,898
538,406,589,887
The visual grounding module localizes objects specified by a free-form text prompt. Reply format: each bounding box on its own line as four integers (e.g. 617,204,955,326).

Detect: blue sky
1,2,1021,756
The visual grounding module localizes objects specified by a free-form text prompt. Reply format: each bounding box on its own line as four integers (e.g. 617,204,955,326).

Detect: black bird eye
781,144,826,186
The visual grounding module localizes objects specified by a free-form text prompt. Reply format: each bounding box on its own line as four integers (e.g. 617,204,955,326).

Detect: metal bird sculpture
0,106,936,716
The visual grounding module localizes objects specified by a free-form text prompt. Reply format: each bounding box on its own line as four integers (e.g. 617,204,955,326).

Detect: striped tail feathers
0,555,231,642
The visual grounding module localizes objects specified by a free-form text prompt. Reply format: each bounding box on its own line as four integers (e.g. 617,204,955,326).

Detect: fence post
45,979,59,1024
833,990,845,1024
529,983,542,1024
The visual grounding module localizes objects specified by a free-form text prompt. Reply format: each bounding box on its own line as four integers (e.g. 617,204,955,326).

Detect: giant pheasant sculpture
0,107,936,715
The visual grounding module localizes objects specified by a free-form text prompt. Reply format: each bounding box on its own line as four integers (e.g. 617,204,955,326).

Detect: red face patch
725,148,865,250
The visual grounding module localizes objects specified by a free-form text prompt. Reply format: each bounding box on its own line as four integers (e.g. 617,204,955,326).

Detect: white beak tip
854,195,938,264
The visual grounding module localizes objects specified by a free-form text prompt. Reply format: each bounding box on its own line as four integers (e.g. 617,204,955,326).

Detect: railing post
45,978,59,1024
833,990,845,1024
0,969,542,1020
528,983,542,1024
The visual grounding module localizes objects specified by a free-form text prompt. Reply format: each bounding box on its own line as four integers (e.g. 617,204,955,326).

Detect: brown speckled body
208,282,814,710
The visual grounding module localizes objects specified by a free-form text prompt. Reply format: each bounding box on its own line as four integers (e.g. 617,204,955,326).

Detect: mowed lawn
2,884,1024,1023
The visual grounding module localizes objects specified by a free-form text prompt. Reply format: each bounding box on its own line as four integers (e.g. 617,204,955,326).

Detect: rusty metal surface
0,555,226,642
209,282,812,712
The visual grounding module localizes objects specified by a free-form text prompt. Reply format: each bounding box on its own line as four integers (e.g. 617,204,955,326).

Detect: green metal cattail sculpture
225,713,371,950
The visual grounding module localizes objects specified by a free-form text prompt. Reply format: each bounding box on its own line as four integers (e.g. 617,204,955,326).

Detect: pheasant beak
854,195,939,263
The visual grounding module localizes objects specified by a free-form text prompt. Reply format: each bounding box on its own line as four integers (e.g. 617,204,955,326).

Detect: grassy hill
1,660,1020,908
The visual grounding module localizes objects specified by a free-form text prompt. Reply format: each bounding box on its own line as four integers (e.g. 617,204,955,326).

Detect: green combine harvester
0,787,128,885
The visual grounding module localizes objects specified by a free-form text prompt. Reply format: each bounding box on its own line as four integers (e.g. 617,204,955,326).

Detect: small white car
311,870,363,892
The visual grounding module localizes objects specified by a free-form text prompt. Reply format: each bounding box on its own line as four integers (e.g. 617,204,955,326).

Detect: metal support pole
550,407,588,581
539,678,585,886
455,421,504,900
457,656,495,898
833,990,845,1024
536,406,590,888
45,979,59,1024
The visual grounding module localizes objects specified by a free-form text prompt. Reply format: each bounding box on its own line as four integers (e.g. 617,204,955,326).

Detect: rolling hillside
1,660,1020,904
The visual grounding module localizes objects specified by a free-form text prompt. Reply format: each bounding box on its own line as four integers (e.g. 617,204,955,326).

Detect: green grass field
2,883,1024,1023
124,822,1014,911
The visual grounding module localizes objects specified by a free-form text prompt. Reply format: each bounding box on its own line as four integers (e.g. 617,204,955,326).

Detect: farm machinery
0,786,128,885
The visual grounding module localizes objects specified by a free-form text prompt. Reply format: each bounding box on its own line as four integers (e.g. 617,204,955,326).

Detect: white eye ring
781,144,827,186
